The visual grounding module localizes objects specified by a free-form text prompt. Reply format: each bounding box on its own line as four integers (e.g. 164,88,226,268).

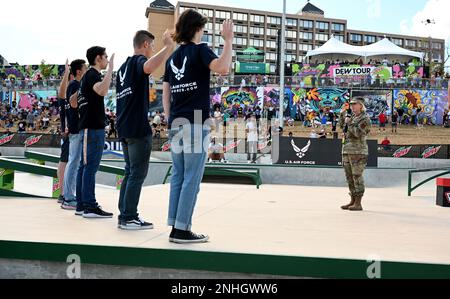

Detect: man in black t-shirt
116,30,175,230
59,59,87,211
76,46,115,219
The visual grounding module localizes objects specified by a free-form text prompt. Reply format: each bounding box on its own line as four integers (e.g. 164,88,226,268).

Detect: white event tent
306,36,424,63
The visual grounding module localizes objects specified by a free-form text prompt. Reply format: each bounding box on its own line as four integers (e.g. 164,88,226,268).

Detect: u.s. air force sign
273,137,378,167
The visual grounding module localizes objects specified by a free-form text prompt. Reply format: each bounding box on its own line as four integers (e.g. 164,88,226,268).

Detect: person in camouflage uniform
339,97,372,211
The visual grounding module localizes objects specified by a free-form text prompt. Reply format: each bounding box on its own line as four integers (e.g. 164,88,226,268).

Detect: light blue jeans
168,124,210,231
63,133,82,202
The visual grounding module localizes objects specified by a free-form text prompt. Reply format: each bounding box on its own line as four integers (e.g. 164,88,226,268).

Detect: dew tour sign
333,66,392,78
24,135,43,147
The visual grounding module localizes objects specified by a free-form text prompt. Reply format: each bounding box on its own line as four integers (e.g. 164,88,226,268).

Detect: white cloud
400,0,449,67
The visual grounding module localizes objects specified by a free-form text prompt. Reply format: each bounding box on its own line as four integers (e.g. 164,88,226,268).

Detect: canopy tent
305,36,363,59
306,37,424,62
361,38,424,60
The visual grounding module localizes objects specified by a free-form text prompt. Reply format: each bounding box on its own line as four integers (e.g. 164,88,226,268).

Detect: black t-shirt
58,98,66,132
66,80,80,134
392,114,398,123
163,43,218,126
78,68,105,130
116,55,151,139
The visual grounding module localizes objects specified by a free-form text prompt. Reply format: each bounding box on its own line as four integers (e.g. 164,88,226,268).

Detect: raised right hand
221,20,234,42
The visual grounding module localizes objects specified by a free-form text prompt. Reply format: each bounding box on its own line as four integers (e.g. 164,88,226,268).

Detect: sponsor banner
0,134,14,146
393,146,413,158
379,144,450,159
24,135,43,147
421,146,442,159
274,137,378,167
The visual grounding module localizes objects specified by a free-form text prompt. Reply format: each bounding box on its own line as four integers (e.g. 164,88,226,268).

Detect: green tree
39,60,54,79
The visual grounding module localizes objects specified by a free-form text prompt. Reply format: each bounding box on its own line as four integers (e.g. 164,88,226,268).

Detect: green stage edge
1,241,450,279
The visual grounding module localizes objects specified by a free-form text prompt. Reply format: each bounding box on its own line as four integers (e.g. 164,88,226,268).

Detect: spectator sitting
17,120,27,133
318,129,327,139
208,137,225,163
309,130,318,139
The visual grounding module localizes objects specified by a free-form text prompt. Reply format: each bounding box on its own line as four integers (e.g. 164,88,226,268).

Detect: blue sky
0,0,447,68
204,0,429,35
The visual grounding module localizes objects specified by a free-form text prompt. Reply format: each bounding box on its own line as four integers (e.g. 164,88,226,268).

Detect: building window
299,44,313,52
286,18,297,27
364,35,376,44
215,35,224,45
286,30,297,39
433,42,442,50
234,25,248,34
201,34,213,44
299,20,313,29
286,54,297,62
392,38,403,46
215,23,223,34
233,37,247,46
418,40,429,48
268,16,281,25
204,23,213,33
266,53,278,61
215,10,231,19
405,40,417,47
270,64,277,73
250,27,265,35
315,33,329,42
299,32,313,40
332,23,345,31
233,12,248,22
250,14,265,23
266,40,277,49
350,34,362,42
267,28,278,36
335,35,344,42
249,39,264,48
286,42,297,50
198,8,213,18
316,21,329,30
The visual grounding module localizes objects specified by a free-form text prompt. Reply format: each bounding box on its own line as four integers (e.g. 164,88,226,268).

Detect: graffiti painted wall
0,65,64,80
352,90,392,123
210,86,350,119
393,89,449,125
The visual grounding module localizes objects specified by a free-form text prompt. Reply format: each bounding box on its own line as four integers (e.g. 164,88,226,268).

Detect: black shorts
60,136,70,163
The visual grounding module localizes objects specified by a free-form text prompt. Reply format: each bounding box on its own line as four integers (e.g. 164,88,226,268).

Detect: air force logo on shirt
170,57,188,81
119,65,128,87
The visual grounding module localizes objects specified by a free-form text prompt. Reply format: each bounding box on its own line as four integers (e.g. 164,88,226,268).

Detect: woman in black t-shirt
163,9,234,244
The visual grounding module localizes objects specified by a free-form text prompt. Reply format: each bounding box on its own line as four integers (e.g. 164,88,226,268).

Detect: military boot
349,195,363,211
341,193,355,210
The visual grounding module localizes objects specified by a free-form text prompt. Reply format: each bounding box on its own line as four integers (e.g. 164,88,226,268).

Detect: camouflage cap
350,97,365,105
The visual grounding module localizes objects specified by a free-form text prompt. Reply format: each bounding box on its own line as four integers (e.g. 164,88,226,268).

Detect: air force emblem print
119,65,128,87
291,140,311,159
171,57,188,81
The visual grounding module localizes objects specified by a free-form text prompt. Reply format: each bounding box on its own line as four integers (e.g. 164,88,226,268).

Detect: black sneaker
119,218,154,231
169,227,176,242
171,230,209,244
57,195,65,204
82,206,113,219
75,207,84,216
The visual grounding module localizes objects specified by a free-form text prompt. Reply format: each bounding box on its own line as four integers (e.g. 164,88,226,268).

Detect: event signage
24,135,43,147
333,66,392,78
0,134,14,146
393,146,413,158
421,146,442,159
274,137,378,167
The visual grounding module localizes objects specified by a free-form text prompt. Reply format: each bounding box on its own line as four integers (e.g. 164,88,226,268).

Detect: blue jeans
168,124,210,231
76,129,105,209
118,135,152,221
63,133,82,202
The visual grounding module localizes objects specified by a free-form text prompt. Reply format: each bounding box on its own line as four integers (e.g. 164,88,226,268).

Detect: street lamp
279,0,286,128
